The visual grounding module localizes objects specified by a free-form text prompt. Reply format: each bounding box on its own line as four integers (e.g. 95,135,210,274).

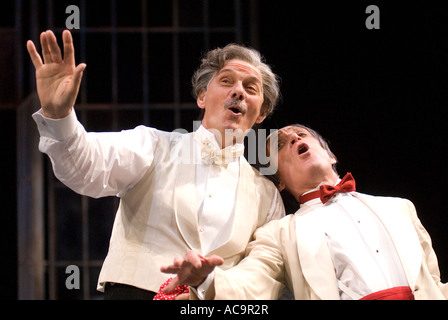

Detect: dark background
259,1,448,285
2,1,448,299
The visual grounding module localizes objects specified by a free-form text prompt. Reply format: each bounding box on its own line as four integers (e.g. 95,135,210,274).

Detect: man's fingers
174,293,190,300
40,31,52,64
47,30,62,63
160,253,223,275
205,255,224,267
173,256,186,267
62,30,76,66
26,40,43,69
185,250,205,268
29,30,76,68
160,255,188,274
160,264,180,274
161,276,180,293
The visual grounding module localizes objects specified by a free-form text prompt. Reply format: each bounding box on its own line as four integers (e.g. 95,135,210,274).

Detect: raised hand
26,30,86,119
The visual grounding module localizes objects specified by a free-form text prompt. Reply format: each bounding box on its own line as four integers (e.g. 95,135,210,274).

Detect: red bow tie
299,173,356,204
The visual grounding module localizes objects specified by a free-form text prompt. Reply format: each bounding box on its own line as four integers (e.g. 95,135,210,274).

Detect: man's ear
197,91,206,109
330,156,337,166
255,107,268,124
255,113,267,124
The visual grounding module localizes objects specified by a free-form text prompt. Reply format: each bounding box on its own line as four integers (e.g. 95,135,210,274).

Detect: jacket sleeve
212,219,287,299
406,200,448,298
32,108,159,198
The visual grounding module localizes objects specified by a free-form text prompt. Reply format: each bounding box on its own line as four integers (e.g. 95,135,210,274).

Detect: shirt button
199,227,204,232
208,194,212,198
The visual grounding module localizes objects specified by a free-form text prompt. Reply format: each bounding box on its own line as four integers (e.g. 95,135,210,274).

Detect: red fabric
153,277,189,300
298,189,321,204
299,172,356,204
360,286,414,300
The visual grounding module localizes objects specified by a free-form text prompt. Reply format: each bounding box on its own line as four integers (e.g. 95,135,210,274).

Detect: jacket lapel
294,193,423,298
352,193,422,289
294,206,340,299
173,132,201,251
207,159,256,261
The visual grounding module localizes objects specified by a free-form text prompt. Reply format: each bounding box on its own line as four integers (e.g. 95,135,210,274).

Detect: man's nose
231,82,245,100
288,132,301,144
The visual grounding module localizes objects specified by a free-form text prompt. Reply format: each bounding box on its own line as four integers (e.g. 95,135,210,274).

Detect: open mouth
228,105,243,115
298,143,309,156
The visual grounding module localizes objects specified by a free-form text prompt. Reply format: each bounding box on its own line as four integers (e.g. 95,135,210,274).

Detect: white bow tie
197,136,244,165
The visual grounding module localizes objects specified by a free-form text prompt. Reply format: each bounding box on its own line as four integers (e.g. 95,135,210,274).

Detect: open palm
27,30,86,119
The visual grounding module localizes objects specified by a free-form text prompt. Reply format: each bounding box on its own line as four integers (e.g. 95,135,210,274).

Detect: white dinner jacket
32,109,284,294
93,130,283,292
213,192,447,300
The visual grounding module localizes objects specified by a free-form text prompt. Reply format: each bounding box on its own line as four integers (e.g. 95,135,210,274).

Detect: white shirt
300,187,408,300
194,125,241,254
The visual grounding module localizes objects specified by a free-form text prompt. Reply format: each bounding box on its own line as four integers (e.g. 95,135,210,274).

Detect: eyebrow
217,68,262,84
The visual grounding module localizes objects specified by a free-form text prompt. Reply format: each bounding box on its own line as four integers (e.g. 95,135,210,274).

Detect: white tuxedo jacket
97,130,283,292
213,192,447,300
32,110,284,293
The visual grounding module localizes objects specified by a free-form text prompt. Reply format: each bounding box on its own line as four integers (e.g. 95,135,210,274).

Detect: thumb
206,255,224,267
161,276,180,293
71,63,86,91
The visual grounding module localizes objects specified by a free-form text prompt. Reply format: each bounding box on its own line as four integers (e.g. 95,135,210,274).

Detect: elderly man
162,124,447,300
26,30,284,299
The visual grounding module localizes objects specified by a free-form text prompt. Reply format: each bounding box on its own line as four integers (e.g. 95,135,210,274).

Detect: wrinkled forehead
280,125,310,135
218,59,263,82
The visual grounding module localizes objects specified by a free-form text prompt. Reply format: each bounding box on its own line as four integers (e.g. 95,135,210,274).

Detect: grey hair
191,43,281,117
